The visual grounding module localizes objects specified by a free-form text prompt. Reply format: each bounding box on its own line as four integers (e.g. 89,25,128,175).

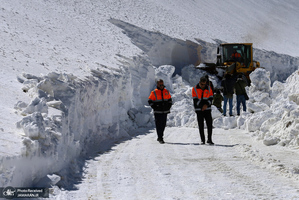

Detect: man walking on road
192,76,214,145
148,79,172,144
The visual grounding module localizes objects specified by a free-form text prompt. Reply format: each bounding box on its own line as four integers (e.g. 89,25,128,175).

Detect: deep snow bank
213,68,299,147
252,69,299,146
1,55,155,187
253,49,299,83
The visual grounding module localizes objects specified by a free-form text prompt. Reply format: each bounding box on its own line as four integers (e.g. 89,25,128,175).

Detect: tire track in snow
56,128,299,200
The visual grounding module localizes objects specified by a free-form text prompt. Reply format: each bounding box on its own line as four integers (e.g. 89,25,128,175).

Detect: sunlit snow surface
1,0,299,199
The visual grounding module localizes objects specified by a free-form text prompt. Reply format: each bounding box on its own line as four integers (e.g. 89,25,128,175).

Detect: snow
1,0,299,199
53,128,299,199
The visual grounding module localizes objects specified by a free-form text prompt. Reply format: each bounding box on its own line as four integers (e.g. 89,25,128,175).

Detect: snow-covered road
54,127,299,200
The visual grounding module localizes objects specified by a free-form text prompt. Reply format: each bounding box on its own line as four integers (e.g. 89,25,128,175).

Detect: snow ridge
1,55,155,187
109,19,201,75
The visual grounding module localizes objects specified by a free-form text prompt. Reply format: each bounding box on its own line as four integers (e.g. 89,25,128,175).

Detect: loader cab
217,43,252,68
212,43,259,85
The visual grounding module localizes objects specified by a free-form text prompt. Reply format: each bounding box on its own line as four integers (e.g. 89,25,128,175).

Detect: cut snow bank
213,68,299,147
109,19,201,75
1,55,156,187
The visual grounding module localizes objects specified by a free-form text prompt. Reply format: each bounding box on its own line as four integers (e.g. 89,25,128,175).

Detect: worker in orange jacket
148,79,172,144
231,50,241,61
192,76,214,145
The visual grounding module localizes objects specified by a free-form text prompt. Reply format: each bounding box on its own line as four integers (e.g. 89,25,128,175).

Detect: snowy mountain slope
0,0,299,198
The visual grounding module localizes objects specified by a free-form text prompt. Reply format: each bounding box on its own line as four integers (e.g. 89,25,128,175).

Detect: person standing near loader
192,76,214,145
205,75,214,93
148,79,172,144
221,73,235,116
234,74,247,115
212,89,223,113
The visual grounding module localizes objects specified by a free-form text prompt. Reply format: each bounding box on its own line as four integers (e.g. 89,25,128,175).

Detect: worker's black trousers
154,113,168,139
196,110,213,143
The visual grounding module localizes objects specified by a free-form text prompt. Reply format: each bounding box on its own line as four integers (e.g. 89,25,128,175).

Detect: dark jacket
234,78,247,95
221,75,235,97
212,93,223,108
207,80,214,93
192,84,213,112
148,88,172,114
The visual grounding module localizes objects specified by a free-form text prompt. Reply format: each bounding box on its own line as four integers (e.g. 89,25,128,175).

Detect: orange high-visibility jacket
232,52,241,58
192,84,213,112
148,88,172,114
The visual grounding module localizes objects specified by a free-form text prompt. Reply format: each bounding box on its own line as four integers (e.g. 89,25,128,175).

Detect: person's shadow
166,142,238,147
166,142,200,145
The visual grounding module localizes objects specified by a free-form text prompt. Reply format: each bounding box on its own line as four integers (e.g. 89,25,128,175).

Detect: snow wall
213,68,299,147
1,55,157,188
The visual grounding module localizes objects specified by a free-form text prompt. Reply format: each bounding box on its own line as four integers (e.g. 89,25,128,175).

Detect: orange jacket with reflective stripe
192,84,213,112
148,88,172,113
232,52,241,58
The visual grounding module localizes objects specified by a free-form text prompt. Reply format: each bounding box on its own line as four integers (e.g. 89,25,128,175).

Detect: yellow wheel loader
198,43,260,85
